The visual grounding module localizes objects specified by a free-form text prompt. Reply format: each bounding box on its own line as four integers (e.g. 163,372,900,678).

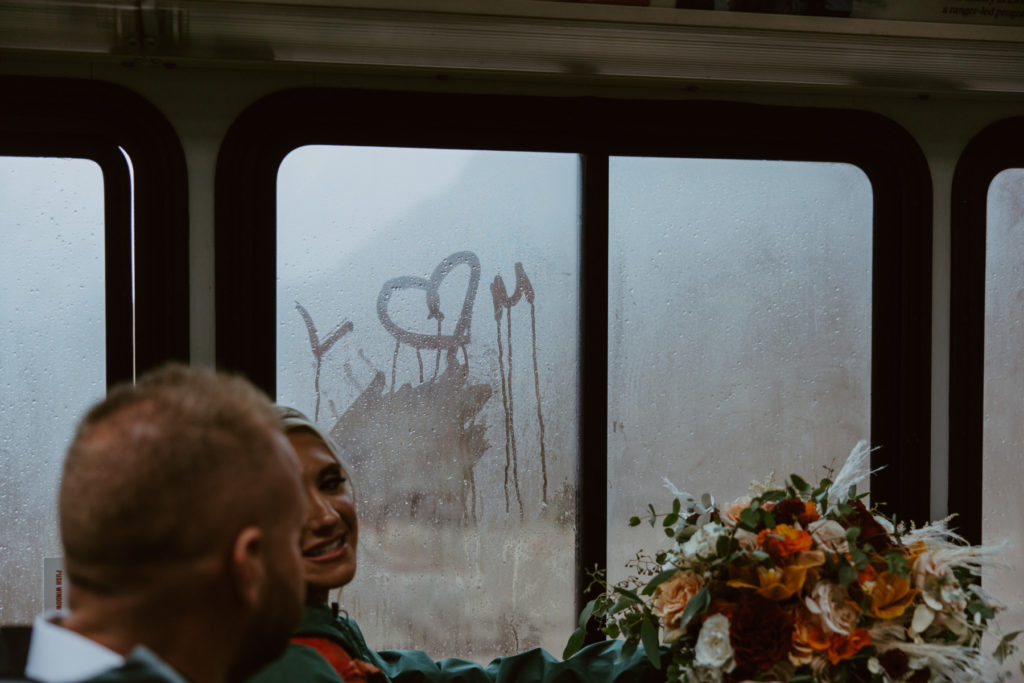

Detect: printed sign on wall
43,557,67,614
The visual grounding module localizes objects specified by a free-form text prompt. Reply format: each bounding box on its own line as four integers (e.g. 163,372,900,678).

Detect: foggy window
607,157,873,580
0,156,106,622
982,167,1024,640
277,145,580,662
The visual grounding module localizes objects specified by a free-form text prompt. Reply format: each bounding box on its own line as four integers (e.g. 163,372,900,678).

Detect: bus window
0,156,106,623
276,145,580,662
607,157,872,581
982,167,1024,640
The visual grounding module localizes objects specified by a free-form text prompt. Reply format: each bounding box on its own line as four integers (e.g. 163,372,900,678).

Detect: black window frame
215,88,932,622
949,116,1024,546
1,76,190,385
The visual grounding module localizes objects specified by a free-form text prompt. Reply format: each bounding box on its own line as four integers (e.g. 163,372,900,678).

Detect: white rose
681,522,727,558
806,519,849,555
684,665,722,683
913,551,967,614
694,613,736,673
805,581,859,635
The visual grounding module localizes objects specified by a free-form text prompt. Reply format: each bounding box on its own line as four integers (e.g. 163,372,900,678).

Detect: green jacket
250,604,661,683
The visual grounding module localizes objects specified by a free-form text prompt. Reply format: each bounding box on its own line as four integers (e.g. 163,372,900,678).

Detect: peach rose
652,570,703,642
789,604,830,666
720,496,753,526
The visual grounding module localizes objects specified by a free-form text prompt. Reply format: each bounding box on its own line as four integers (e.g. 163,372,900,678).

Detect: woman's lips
303,535,348,562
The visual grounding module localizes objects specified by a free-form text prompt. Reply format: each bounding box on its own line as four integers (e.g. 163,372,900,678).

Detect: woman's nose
308,493,340,528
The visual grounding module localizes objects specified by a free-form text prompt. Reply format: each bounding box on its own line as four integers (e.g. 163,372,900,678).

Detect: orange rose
728,551,824,601
825,628,872,664
866,570,917,619
758,524,813,560
652,570,703,642
856,561,879,586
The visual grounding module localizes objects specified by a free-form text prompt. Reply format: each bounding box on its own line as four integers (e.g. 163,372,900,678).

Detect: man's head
59,364,306,681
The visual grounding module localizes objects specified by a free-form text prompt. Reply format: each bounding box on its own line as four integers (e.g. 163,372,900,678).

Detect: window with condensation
217,89,932,664
0,76,188,626
276,145,580,661
606,157,873,582
0,156,106,623
981,168,1024,642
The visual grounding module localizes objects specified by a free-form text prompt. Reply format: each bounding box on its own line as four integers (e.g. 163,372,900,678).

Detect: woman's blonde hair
275,405,354,494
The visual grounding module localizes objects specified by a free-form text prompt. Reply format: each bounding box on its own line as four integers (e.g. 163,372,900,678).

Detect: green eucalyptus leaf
716,534,734,557
739,507,758,530
995,630,1021,662
677,586,711,631
563,627,586,659
641,618,661,668
629,516,641,527
838,563,858,586
642,566,680,596
618,637,638,664
638,618,663,667
613,586,642,603
578,598,598,628
851,550,868,570
791,474,810,492
971,601,996,620
886,551,909,576
611,596,634,615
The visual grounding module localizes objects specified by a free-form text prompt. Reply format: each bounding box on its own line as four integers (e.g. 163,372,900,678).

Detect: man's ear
230,526,265,609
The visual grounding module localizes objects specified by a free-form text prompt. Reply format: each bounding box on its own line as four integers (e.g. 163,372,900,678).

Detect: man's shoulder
0,629,185,683
81,647,187,683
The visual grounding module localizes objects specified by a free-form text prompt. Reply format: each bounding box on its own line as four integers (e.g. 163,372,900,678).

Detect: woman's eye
321,476,346,491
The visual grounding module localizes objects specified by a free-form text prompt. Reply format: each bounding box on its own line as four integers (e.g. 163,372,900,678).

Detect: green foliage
642,567,681,597
790,473,810,494
641,618,661,668
676,586,710,631
886,550,910,577
838,562,859,586
995,630,1021,664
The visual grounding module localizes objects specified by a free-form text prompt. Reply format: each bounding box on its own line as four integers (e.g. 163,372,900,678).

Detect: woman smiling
249,407,658,683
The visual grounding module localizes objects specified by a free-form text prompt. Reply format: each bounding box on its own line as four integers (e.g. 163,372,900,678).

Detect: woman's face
290,430,358,601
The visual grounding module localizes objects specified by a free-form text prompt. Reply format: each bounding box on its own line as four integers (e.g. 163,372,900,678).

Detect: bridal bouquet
565,443,1016,682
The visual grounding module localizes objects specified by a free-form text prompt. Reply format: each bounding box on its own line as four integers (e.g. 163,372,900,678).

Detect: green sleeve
246,643,346,683
374,640,660,683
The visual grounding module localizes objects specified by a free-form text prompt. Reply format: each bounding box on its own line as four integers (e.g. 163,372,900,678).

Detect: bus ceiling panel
1,0,1024,95
0,0,139,56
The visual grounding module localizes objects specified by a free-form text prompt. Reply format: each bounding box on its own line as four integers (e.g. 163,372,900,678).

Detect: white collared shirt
24,612,125,683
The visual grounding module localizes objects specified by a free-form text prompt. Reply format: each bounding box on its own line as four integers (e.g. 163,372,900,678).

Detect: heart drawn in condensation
376,251,481,352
